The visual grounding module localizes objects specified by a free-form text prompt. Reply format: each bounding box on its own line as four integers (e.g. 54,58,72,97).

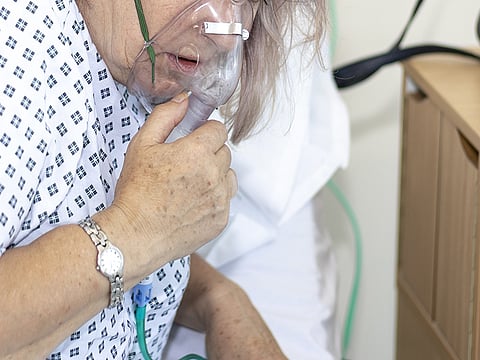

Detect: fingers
213,145,236,200
226,168,238,199
189,120,228,153
137,92,190,145
215,144,232,174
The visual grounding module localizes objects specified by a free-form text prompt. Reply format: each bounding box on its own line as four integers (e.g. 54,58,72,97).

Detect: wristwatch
79,217,124,308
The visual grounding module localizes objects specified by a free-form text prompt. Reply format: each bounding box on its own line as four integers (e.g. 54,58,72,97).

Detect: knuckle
210,120,227,141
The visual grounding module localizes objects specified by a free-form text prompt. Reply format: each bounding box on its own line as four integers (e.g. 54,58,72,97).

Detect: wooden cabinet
397,53,480,360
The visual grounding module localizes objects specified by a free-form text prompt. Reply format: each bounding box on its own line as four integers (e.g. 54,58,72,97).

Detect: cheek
104,29,145,84
141,3,185,35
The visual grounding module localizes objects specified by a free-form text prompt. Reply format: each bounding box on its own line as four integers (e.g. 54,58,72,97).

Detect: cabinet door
398,92,440,315
397,289,454,360
435,117,479,360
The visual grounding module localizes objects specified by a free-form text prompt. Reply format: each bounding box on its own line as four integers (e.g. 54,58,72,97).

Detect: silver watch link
79,217,125,308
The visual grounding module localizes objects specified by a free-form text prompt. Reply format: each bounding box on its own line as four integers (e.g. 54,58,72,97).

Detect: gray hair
223,0,327,144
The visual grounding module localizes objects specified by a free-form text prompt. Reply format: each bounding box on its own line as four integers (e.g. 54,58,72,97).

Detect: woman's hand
98,93,237,283
0,94,237,358
175,254,287,360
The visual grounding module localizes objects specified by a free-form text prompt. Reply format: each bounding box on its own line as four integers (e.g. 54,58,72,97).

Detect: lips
166,52,199,74
177,56,199,72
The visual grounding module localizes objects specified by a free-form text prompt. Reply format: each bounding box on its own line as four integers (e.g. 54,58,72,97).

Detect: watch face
98,245,124,277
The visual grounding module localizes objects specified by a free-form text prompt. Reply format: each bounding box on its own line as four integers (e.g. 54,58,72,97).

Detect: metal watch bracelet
79,217,125,308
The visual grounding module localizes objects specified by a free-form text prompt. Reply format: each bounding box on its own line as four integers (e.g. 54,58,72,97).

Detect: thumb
138,92,190,145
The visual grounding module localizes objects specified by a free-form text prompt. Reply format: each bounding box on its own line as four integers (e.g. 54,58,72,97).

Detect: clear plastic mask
127,0,253,138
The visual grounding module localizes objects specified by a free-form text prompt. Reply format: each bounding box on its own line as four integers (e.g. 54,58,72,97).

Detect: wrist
79,217,124,308
90,206,157,290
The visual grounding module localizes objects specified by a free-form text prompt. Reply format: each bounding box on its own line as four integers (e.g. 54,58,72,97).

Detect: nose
200,0,252,22
198,0,252,51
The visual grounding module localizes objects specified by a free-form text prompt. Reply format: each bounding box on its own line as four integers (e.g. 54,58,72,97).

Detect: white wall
325,1,479,359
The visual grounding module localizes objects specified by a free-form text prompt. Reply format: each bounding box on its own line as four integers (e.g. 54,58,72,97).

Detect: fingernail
171,90,192,104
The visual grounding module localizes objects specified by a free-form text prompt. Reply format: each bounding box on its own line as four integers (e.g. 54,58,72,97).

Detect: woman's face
127,0,257,110
78,0,257,86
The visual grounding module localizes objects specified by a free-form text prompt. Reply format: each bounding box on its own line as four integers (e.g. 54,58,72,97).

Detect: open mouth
176,55,199,73
166,46,200,74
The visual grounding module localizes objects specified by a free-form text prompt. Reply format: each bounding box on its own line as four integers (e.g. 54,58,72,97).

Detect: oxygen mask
127,0,254,140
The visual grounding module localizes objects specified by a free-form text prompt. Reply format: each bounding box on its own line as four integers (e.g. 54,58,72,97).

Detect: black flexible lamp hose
477,10,480,42
334,0,480,89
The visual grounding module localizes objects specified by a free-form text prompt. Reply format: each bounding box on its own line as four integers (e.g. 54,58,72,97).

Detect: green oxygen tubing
327,180,362,360
133,276,207,360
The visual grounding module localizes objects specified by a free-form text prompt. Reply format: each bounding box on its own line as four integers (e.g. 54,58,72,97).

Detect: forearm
3,303,101,360
0,209,169,357
176,254,287,360
174,253,232,331
0,223,105,357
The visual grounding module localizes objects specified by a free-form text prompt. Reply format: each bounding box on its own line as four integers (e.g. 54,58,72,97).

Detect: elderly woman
0,0,325,359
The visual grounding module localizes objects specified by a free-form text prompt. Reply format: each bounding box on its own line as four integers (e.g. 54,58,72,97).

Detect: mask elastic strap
134,0,156,83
